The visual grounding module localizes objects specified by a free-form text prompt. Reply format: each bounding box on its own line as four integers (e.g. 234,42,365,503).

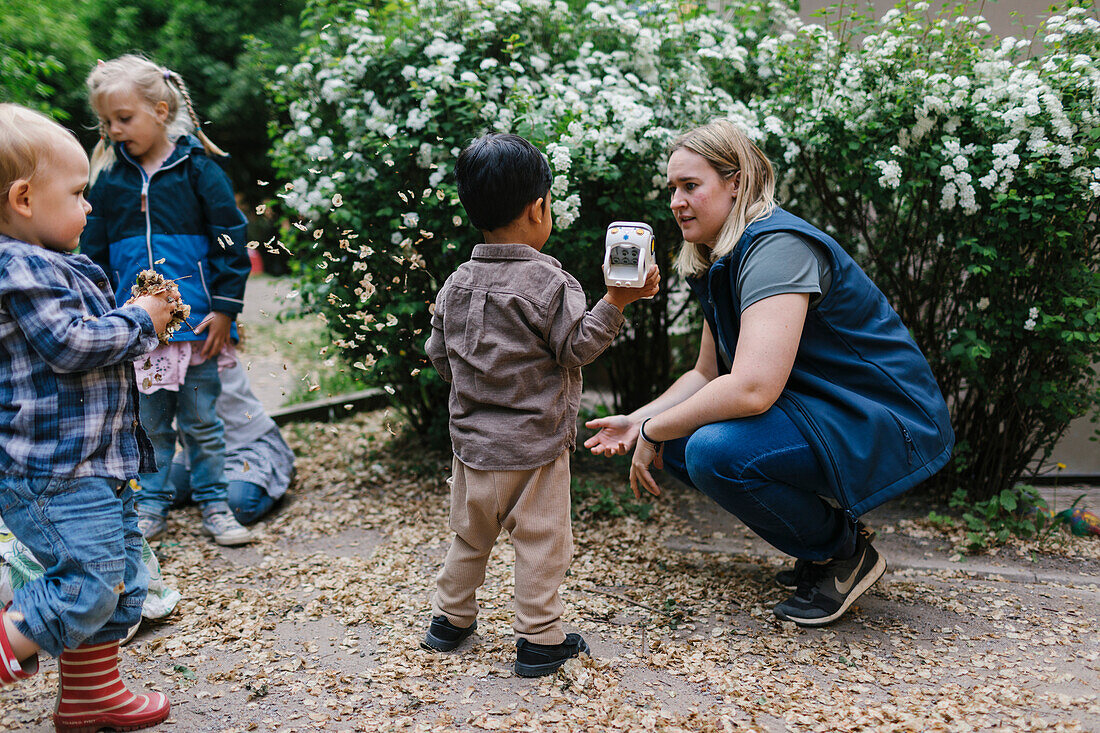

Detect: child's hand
603,265,660,311
195,312,232,359
131,294,174,335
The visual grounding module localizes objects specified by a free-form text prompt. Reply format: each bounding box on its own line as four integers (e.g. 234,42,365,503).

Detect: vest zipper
891,413,916,464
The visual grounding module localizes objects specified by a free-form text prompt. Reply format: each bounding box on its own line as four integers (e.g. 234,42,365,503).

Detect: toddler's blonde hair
670,119,777,278
86,54,226,184
0,104,77,222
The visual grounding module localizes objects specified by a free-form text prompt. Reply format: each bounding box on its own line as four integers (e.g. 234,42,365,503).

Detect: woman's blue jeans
137,357,227,516
660,407,855,561
0,476,147,656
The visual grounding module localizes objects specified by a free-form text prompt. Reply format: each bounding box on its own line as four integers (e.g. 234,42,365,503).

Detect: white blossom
874,159,902,189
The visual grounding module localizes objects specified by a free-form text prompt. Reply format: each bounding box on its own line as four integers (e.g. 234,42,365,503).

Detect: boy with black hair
422,132,659,676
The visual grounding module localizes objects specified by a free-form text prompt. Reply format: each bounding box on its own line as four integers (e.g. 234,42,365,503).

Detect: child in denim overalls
0,103,174,732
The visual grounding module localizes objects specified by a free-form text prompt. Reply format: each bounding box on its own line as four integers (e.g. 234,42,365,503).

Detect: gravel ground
2,413,1098,732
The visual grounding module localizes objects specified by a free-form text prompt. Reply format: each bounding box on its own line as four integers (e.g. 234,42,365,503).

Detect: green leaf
172,664,197,680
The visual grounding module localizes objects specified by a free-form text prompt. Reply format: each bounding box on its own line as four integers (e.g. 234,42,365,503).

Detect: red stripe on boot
54,641,170,733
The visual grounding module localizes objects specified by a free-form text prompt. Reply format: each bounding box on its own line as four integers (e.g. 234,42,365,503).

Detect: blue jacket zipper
119,147,189,270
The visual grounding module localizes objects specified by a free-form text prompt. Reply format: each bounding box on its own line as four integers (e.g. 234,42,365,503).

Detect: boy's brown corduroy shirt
425,243,625,471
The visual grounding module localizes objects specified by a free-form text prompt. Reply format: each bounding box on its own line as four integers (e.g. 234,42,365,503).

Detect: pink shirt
134,342,237,394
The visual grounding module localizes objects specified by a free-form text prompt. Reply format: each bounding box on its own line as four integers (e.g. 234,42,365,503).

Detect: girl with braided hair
81,55,255,547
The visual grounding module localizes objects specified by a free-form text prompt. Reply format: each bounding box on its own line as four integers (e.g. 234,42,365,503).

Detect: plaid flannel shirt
0,235,158,479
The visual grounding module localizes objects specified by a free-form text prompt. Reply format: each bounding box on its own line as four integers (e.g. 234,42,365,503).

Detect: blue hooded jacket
80,135,249,342
688,208,954,516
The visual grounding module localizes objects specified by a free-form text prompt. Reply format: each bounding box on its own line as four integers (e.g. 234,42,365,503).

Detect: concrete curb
665,539,1100,589
269,388,389,426
887,557,1100,588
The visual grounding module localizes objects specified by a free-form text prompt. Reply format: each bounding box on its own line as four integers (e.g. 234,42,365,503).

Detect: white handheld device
602,221,655,288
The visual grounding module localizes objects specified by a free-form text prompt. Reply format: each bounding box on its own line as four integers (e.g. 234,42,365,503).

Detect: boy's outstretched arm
2,258,161,373
547,265,660,369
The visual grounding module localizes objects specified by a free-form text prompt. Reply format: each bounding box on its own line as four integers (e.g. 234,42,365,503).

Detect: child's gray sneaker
136,510,167,541
201,503,253,546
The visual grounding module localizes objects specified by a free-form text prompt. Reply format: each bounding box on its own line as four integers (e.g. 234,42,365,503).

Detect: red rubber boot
0,603,38,686
53,640,170,732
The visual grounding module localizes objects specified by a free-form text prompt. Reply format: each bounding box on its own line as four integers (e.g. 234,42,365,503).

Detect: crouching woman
585,119,954,626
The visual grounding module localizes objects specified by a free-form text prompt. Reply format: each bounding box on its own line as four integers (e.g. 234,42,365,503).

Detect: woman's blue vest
688,208,954,516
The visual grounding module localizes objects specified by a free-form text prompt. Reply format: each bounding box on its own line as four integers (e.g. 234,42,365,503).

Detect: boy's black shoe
775,521,877,587
514,633,589,677
421,616,476,652
773,531,886,627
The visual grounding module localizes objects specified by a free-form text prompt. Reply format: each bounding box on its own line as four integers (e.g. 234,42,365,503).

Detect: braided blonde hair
670,119,777,278
86,54,227,184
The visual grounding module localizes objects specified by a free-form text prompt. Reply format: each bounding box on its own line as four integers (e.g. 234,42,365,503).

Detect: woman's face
667,148,738,248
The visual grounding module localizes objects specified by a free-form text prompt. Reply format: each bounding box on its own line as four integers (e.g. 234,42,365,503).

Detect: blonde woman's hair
670,119,777,278
0,104,78,222
86,54,227,184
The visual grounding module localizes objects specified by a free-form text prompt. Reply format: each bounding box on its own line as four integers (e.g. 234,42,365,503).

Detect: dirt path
2,414,1098,732
236,273,320,414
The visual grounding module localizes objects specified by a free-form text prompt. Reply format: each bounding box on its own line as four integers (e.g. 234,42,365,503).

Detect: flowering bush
269,0,787,439
756,2,1100,499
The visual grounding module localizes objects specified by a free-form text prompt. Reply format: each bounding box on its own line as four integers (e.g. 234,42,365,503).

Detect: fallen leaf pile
1,412,1097,732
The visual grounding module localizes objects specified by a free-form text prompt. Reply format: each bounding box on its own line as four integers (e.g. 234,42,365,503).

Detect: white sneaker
201,503,253,546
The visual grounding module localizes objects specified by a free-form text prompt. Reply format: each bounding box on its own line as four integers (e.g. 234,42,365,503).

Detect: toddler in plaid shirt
0,103,174,732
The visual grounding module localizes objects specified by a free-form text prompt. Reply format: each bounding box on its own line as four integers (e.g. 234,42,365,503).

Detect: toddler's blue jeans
137,357,227,516
660,406,855,561
0,476,147,656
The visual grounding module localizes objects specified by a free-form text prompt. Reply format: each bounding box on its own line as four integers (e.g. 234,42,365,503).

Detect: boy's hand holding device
602,221,660,310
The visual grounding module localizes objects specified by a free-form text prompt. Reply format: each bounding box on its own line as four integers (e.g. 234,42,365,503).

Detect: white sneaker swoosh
834,551,865,594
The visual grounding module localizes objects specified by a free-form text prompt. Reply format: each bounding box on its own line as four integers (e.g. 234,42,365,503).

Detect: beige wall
797,0,1054,35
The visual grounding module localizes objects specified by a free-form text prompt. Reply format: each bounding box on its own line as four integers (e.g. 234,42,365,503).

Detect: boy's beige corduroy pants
431,451,571,645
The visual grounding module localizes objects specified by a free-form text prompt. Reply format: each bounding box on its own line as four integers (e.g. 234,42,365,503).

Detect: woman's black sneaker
421,615,476,652
514,633,589,677
775,521,877,587
773,531,886,627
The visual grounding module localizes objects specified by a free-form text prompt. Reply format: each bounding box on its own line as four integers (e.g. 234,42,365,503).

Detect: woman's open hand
583,414,639,456
629,438,662,499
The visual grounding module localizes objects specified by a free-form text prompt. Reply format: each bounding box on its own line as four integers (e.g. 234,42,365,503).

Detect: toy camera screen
610,246,639,266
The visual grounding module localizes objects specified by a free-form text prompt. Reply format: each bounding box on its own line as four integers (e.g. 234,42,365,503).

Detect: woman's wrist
639,417,663,449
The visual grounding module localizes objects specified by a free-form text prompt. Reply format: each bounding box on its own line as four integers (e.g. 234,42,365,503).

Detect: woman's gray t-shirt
737,231,833,311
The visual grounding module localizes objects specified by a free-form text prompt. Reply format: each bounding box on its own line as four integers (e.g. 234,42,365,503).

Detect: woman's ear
6,180,33,219
729,170,742,199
